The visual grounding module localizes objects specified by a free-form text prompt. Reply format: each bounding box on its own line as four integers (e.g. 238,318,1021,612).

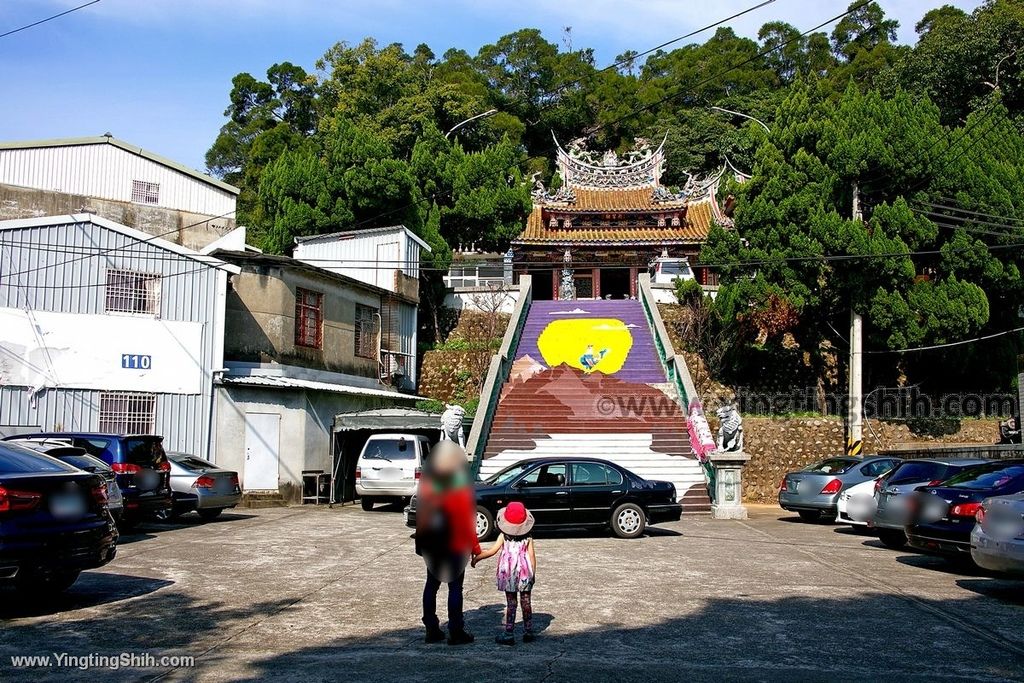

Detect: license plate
50,492,86,520
403,510,409,525
137,470,161,490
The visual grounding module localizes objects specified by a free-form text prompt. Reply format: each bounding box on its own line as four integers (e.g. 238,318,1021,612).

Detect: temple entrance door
573,273,594,299
601,268,631,299
528,269,554,300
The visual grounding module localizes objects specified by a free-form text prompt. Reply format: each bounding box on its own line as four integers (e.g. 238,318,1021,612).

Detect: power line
861,326,1024,355
922,200,1024,226
0,0,100,40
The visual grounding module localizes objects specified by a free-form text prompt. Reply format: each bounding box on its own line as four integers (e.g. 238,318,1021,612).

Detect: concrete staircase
480,299,711,514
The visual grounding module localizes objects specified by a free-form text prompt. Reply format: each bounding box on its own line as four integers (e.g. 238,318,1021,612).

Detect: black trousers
422,557,466,632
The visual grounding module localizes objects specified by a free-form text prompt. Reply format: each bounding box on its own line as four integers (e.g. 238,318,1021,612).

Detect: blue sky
0,1,984,174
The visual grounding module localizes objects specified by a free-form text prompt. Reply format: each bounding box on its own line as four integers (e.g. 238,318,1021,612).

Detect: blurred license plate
137,471,161,490
403,509,409,525
50,492,86,519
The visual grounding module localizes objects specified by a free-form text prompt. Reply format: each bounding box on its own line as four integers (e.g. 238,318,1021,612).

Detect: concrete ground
1,504,1023,683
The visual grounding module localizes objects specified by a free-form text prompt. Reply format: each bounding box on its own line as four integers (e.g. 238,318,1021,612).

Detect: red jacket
419,483,481,557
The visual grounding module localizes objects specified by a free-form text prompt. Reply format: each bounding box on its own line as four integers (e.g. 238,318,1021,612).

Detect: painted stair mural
479,298,711,513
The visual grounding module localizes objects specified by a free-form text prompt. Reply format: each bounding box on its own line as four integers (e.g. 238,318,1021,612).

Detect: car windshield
484,462,534,486
125,437,167,468
944,463,1024,490
804,458,856,474
889,462,950,485
362,439,415,460
171,455,216,471
0,442,78,474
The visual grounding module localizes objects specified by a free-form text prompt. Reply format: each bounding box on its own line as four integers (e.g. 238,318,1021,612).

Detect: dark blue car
0,441,118,592
906,459,1024,558
4,433,172,528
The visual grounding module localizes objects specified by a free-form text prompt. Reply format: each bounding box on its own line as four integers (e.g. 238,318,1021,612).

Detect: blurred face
422,441,469,492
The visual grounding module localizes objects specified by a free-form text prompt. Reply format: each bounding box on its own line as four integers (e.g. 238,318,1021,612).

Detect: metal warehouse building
0,213,237,457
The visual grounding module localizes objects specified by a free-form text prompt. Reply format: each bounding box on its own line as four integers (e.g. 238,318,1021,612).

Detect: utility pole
847,181,864,456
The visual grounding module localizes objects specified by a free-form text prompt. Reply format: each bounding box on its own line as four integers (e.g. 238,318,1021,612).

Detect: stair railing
466,275,533,476
637,273,717,501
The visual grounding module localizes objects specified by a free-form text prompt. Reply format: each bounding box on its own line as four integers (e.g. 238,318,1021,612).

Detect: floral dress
495,534,534,592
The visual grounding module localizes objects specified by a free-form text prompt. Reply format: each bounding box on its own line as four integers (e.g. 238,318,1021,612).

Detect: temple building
512,136,728,300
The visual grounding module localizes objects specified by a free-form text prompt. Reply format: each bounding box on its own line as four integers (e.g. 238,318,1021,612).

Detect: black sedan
0,441,118,592
405,457,682,540
906,459,1024,558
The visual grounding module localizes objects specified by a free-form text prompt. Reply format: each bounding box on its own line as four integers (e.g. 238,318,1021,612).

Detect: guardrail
637,273,717,500
466,275,533,475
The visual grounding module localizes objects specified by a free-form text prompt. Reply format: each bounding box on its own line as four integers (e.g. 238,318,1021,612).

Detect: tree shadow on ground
226,592,1024,683
0,573,172,619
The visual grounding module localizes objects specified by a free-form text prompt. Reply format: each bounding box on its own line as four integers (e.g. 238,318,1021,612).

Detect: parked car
872,458,988,549
837,477,884,528
164,453,241,521
406,457,682,540
0,441,117,592
356,434,432,511
906,460,1024,558
779,456,901,522
971,493,1024,575
14,439,124,523
4,433,172,528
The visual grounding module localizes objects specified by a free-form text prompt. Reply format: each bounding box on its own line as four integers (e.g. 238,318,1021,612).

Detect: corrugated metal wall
0,145,236,217
0,218,221,457
293,229,420,290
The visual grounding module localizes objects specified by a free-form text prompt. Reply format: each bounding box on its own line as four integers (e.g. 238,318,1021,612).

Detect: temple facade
512,136,727,300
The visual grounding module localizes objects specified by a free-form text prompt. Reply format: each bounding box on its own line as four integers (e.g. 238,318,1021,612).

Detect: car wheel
361,497,374,512
878,528,907,549
476,506,496,542
198,508,223,521
154,508,180,522
797,510,822,522
118,516,140,531
611,503,646,539
17,570,81,594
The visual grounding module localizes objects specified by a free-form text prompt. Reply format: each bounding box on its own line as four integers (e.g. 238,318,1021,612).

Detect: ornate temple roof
515,135,728,247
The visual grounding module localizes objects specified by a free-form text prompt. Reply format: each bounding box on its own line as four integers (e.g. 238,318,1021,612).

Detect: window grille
354,303,378,359
294,288,323,349
131,180,160,204
105,269,161,315
99,392,156,434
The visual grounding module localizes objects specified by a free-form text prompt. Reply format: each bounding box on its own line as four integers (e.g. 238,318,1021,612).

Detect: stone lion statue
716,402,744,452
440,404,466,448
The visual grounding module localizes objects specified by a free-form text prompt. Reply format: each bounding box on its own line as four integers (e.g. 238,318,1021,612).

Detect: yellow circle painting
536,318,634,375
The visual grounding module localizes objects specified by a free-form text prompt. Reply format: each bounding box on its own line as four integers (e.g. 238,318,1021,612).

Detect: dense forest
206,1,1024,399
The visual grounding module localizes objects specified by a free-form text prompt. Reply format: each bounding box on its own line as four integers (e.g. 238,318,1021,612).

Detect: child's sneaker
522,630,536,643
495,632,515,646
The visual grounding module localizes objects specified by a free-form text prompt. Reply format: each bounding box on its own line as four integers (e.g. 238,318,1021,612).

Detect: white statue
440,404,466,448
716,402,744,452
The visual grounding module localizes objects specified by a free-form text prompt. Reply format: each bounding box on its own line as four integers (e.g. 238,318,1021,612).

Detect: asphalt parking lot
2,505,1023,682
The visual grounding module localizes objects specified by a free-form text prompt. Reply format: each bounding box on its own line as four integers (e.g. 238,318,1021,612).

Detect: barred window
354,303,378,359
99,392,156,434
105,269,161,315
131,180,160,204
294,287,323,349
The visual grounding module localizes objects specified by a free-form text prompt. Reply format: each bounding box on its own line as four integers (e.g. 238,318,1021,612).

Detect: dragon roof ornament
553,133,668,189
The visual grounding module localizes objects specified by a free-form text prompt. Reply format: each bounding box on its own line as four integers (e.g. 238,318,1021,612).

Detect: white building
0,135,239,250
0,214,238,458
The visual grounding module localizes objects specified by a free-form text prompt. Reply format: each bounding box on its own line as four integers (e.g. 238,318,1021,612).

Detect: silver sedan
779,456,901,522
165,453,241,521
971,493,1024,575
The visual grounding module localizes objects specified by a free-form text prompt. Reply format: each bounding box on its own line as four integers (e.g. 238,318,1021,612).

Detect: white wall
293,227,423,293
444,287,520,313
0,144,236,217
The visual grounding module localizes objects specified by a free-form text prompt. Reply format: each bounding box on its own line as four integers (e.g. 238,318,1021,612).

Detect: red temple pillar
629,267,638,298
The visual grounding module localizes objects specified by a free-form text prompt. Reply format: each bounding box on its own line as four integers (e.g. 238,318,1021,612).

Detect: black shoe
495,632,515,646
447,629,475,645
424,627,446,644
522,631,536,643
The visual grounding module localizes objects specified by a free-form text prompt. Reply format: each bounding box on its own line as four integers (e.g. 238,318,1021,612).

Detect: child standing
472,502,537,645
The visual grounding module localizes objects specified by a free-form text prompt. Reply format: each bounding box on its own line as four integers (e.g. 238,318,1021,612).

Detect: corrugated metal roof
293,224,432,252
0,213,240,274
0,136,239,195
220,374,420,401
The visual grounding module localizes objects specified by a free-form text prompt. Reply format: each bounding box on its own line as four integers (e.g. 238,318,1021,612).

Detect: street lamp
710,106,771,134
445,109,498,139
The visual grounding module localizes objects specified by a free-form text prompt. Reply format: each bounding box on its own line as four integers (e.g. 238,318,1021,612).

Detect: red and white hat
496,501,535,536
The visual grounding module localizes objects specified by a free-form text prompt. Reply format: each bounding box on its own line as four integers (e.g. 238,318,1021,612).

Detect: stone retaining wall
742,416,1002,503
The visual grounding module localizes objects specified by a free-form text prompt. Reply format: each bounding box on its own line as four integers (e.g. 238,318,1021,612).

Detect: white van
355,433,432,510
